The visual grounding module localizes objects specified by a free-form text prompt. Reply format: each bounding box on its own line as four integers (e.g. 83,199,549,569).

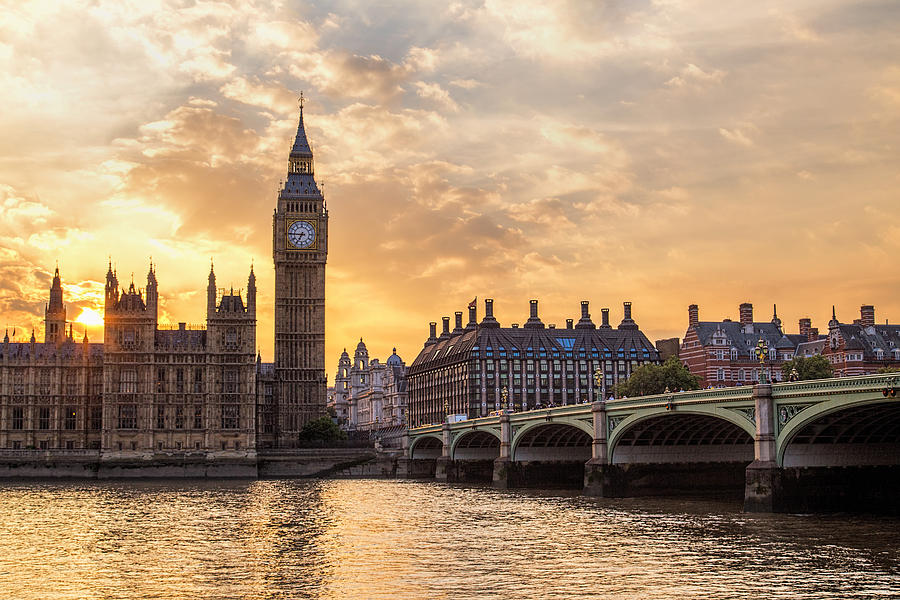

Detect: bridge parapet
772,373,899,399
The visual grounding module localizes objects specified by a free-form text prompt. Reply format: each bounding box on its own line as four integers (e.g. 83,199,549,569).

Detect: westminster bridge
403,373,900,512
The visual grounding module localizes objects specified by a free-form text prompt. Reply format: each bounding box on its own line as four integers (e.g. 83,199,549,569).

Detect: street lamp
502,386,511,412
593,367,604,401
755,338,769,384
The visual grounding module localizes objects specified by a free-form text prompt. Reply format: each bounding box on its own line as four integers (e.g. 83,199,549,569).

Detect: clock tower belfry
272,97,328,446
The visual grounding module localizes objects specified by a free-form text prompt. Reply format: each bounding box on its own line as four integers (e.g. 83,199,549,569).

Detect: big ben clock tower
273,95,328,446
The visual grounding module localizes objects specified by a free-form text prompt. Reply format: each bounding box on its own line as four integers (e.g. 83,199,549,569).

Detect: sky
1,0,899,372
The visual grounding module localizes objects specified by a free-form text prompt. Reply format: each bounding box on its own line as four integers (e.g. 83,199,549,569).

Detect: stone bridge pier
744,383,781,512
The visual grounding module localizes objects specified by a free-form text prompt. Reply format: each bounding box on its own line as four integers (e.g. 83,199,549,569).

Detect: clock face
288,220,316,249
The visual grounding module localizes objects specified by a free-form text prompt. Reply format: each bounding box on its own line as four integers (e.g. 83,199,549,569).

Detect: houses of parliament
0,106,327,455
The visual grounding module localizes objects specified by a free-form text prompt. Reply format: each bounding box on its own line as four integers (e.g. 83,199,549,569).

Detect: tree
298,416,348,445
781,355,834,381
877,366,900,374
613,356,701,397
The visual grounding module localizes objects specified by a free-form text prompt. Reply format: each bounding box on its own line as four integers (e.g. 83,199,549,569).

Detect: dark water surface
0,479,898,599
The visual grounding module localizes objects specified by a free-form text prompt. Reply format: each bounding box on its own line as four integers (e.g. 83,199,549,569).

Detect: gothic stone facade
407,299,660,427
268,104,329,447
1,264,257,454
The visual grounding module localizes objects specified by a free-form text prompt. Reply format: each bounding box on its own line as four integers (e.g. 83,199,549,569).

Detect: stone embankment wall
0,449,401,480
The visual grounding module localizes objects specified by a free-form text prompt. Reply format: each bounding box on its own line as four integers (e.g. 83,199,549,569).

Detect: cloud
718,126,755,147
665,63,726,90
414,82,460,112
0,0,899,366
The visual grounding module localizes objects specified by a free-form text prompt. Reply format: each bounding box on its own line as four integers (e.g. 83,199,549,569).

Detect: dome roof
355,337,367,353
386,347,402,366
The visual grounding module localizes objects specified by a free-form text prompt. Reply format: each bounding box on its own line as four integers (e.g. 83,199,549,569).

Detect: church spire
291,92,313,159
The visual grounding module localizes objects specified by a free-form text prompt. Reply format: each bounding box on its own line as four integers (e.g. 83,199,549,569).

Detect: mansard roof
693,321,799,350
410,324,660,371
835,323,900,357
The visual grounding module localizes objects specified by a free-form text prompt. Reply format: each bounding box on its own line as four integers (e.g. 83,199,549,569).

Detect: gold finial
298,91,305,112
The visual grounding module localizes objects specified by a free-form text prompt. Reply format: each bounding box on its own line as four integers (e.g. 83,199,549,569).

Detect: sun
74,307,104,327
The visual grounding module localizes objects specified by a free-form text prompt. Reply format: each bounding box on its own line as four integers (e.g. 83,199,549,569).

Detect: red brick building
801,305,900,377
679,303,812,387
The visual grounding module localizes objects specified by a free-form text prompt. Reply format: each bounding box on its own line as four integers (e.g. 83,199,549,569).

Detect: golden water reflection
0,480,898,599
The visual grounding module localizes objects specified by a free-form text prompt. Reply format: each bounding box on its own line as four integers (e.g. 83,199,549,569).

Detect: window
175,406,185,429
222,404,241,429
193,368,203,393
120,370,137,394
194,405,203,429
156,405,166,429
225,369,238,394
38,407,51,430
65,407,76,430
90,406,102,430
11,407,24,430
118,404,137,429
225,327,238,350
176,368,184,393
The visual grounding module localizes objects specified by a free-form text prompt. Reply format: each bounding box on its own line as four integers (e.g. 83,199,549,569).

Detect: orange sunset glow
1,1,898,367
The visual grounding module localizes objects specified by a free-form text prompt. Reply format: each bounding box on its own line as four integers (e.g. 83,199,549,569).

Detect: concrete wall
615,462,748,498
454,447,499,460
0,449,380,479
514,446,591,462
783,443,900,467
781,465,900,513
508,461,586,489
612,445,753,464
257,449,377,478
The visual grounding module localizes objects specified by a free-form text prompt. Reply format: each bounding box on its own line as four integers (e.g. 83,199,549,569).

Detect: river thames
0,479,897,599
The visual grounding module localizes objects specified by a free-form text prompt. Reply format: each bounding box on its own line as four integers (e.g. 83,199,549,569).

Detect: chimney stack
799,318,811,337
453,311,463,333
688,304,699,327
618,302,638,330
860,305,875,328
467,303,477,329
739,302,753,326
524,299,544,329
601,308,611,328
441,316,450,338
480,298,499,328
808,327,819,342
566,319,574,329
575,300,596,329
428,322,437,343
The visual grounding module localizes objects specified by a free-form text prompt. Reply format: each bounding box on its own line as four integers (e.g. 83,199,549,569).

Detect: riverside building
1,105,329,455
1,263,257,455
328,340,408,432
407,299,660,427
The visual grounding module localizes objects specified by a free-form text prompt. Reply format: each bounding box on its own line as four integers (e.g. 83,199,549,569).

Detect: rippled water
0,479,898,599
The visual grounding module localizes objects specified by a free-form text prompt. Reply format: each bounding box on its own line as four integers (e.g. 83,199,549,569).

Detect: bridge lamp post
593,368,604,402
502,386,512,412
755,339,769,384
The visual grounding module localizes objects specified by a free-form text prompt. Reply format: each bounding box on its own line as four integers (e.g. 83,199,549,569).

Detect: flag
467,297,477,309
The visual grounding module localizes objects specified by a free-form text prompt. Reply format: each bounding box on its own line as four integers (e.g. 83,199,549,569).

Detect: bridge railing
772,372,899,397
407,373,900,434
